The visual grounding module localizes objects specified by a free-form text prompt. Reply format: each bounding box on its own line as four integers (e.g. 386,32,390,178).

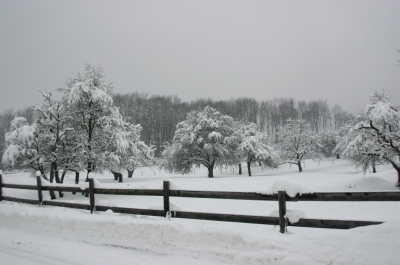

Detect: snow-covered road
1,201,399,265
0,203,229,265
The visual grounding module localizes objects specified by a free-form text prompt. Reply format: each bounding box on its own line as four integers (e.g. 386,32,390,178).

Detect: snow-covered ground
1,159,400,264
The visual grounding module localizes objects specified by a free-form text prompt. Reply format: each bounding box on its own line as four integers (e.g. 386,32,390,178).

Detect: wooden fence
1,173,399,233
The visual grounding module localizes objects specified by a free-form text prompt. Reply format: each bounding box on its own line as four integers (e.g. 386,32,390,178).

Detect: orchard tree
161,106,237,178
276,119,323,172
126,140,154,178
34,91,74,185
343,91,400,186
238,123,278,176
58,64,118,178
319,129,343,158
342,127,383,173
1,117,47,176
104,120,154,181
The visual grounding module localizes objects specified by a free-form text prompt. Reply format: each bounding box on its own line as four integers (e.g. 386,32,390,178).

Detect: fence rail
1,173,399,233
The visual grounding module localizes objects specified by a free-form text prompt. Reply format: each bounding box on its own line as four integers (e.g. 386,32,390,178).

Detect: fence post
36,173,43,206
0,170,3,202
163,181,170,217
89,178,95,214
278,191,287,234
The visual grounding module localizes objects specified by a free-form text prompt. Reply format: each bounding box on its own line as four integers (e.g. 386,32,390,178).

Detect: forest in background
112,93,353,156
0,93,353,160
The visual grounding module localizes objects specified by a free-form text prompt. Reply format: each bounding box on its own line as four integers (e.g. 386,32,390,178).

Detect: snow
264,178,314,197
0,201,398,265
208,131,222,141
269,209,306,223
79,182,89,190
1,159,400,264
1,145,19,165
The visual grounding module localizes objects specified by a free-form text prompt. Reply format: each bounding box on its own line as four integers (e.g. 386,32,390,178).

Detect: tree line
159,91,399,186
112,93,353,157
1,65,398,188
1,81,353,161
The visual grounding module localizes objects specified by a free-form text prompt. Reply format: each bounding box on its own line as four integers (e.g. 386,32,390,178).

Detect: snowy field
1,159,400,264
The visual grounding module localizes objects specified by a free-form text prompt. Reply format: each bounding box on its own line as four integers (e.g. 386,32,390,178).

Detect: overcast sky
1,0,399,113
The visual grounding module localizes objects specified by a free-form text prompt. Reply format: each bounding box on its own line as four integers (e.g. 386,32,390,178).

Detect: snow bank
262,178,314,197
352,176,396,191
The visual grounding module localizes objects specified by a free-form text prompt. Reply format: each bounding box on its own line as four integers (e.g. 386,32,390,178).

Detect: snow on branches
161,106,237,178
342,91,400,186
237,123,279,176
276,119,323,172
2,117,44,173
1,65,153,184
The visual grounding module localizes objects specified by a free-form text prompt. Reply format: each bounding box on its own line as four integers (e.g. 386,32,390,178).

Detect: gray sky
1,0,399,113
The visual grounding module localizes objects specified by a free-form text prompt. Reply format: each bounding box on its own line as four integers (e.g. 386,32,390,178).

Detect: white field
1,159,399,264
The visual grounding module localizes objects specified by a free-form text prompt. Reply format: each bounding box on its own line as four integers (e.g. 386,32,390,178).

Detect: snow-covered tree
319,129,348,159
161,106,237,178
342,91,400,186
342,125,383,173
58,65,119,178
1,117,46,176
104,121,154,180
126,140,154,178
34,91,75,185
238,123,278,176
276,119,323,172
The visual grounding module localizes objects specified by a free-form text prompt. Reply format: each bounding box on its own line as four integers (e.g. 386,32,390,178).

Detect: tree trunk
75,172,80,184
39,165,48,181
54,163,63,197
207,165,214,178
247,161,251,176
86,161,93,182
336,154,340,159
85,162,93,197
394,165,400,188
397,169,400,188
297,161,303,172
238,164,242,175
388,159,400,188
49,162,57,199
59,169,67,197
127,169,134,178
60,169,67,183
372,164,376,173
50,162,54,183
54,166,61,183
395,155,400,188
111,171,123,183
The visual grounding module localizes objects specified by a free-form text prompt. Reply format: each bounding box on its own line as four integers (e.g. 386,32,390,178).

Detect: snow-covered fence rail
1,175,399,234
